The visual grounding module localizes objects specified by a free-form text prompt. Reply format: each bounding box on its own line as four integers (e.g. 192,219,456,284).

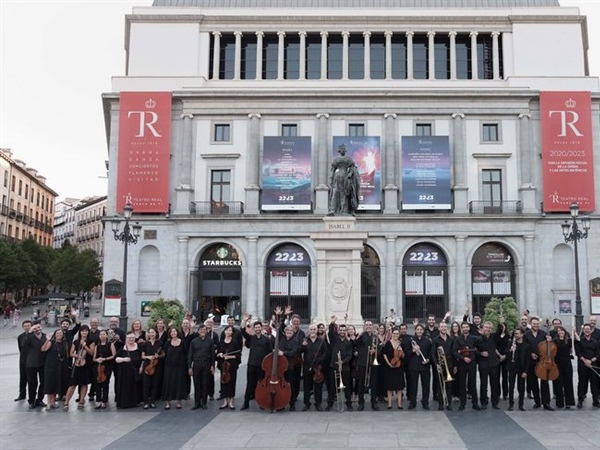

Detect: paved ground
1,302,599,450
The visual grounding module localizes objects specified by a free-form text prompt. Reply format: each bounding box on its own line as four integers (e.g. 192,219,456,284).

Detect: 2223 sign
408,251,439,262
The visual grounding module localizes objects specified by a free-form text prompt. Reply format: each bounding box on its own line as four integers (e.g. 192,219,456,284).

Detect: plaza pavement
1,302,598,450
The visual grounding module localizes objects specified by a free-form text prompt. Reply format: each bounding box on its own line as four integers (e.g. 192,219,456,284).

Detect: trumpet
335,351,345,412
411,338,427,364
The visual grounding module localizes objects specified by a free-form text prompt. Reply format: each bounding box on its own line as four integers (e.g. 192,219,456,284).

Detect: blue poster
261,137,312,210
401,136,452,210
332,136,381,210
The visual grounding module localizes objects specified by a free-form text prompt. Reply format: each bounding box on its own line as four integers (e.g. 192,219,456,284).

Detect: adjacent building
102,0,600,324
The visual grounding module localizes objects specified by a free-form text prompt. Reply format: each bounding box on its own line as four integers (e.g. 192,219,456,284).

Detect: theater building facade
102,0,600,324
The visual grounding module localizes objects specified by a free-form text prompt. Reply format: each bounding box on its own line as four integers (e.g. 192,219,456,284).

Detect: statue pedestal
311,217,367,327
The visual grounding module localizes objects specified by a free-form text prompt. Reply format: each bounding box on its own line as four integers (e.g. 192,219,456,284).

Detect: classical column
320,31,328,80
315,113,330,214
174,113,194,215
277,31,286,80
255,32,264,80
247,236,259,317
449,31,457,80
455,235,467,314
384,31,393,80
299,31,307,80
383,113,399,214
212,31,221,80
342,31,350,80
386,236,397,314
518,113,536,213
245,113,262,214
492,31,501,80
470,31,478,80
234,31,242,80
428,31,436,80
524,235,536,314
363,31,371,80
452,112,468,213
406,31,414,80
176,236,189,305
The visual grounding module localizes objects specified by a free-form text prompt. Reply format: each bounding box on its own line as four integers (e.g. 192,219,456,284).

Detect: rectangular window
24,185,28,200
348,124,365,137
3,171,8,187
455,34,471,80
327,34,343,80
263,33,278,80
348,34,364,80
18,180,22,196
482,169,502,213
370,33,385,80
412,34,428,80
241,34,257,80
211,169,231,204
11,175,15,192
305,34,322,80
218,34,236,80
477,34,494,80
482,123,499,142
284,34,300,80
391,34,407,80
281,124,298,137
434,36,450,80
214,124,231,142
416,123,432,136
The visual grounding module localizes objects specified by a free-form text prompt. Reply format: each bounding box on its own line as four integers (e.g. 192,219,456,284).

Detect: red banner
540,91,595,212
117,92,171,213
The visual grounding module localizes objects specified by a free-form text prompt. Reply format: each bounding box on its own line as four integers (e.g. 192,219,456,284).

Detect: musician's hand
481,351,489,358
444,311,451,319
330,315,337,323
422,359,430,365
412,318,418,327
188,368,193,376
274,306,282,316
210,366,214,374
302,339,308,347
464,357,471,364
584,358,592,368
217,353,223,358
546,335,552,342
531,353,538,360
521,372,527,379
453,366,457,375
278,350,284,356
284,305,293,316
242,313,250,322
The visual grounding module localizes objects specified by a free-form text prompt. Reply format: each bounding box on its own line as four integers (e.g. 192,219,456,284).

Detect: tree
21,238,54,295
50,242,101,294
483,297,519,333
0,240,35,301
147,298,185,329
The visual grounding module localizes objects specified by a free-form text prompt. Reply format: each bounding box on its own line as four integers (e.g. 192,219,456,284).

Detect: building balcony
469,200,522,215
190,201,244,216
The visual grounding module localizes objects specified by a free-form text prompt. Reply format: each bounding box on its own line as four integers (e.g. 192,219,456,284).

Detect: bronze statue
328,144,360,216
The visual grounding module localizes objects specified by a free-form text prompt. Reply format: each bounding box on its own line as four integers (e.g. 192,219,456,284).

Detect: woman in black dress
553,325,576,409
130,319,146,345
65,325,95,410
115,333,143,408
141,328,164,409
216,325,241,410
162,326,187,409
41,329,69,410
382,327,405,409
155,319,168,343
93,329,116,409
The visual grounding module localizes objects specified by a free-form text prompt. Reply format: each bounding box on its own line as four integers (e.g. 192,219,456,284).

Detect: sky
1,0,599,201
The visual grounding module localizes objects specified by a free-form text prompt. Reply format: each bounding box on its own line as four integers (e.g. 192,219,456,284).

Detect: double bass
535,320,559,381
255,309,291,412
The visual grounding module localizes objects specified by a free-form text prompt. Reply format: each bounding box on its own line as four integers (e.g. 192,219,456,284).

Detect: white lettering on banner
128,111,162,138
202,260,242,266
548,110,583,137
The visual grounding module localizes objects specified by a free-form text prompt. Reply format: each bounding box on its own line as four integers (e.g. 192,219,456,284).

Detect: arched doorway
402,243,448,320
194,243,242,323
361,245,381,321
471,242,516,314
265,243,311,321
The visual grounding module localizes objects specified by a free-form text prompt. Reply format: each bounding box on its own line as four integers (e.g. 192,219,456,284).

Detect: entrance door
471,242,515,314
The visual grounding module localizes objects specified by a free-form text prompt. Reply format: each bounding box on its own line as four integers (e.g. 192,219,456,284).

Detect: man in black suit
22,322,48,408
15,320,32,401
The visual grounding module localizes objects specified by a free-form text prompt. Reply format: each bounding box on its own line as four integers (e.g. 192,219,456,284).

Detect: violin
390,344,404,368
312,365,324,383
144,348,164,376
534,320,559,381
96,363,107,383
221,361,232,384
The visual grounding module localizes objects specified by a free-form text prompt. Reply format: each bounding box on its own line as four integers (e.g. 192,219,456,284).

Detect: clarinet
510,339,517,363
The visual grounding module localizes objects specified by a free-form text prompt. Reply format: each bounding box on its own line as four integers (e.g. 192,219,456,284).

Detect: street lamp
561,202,591,331
111,202,142,331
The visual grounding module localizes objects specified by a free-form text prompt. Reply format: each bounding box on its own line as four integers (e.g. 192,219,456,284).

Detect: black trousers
408,369,430,406
527,364,550,406
327,368,352,406
430,363,439,401
479,365,500,406
244,364,264,406
143,371,162,404
435,366,454,407
95,366,112,403
498,358,509,398
18,360,27,398
577,365,600,403
192,362,211,406
292,365,302,404
508,368,526,406
553,361,575,407
356,365,377,405
26,366,44,405
303,367,324,407
457,361,478,407
285,368,297,407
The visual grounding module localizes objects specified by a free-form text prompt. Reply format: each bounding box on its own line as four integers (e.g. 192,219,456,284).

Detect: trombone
335,351,345,412
435,346,454,408
364,335,379,387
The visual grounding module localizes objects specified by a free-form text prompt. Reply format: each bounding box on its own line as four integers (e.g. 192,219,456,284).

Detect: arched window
361,245,380,321
471,242,515,314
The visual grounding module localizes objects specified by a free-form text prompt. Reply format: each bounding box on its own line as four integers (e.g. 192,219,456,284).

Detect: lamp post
561,202,591,331
111,202,142,331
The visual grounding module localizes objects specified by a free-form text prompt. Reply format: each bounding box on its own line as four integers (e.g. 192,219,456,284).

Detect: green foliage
21,238,54,290
0,239,35,294
147,298,185,329
50,242,101,293
484,297,519,333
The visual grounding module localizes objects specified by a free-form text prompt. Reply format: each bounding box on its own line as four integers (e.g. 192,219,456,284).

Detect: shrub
483,297,519,333
147,298,185,329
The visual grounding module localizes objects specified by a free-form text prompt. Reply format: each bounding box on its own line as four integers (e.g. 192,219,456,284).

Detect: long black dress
217,338,241,398
162,339,187,401
44,340,69,395
116,346,143,408
383,340,405,391
553,337,576,408
69,339,93,386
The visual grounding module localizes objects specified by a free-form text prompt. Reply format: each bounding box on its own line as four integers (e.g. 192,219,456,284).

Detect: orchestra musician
216,325,242,410
41,329,69,410
347,324,359,402
93,329,116,409
285,310,305,408
407,323,432,410
574,323,600,409
374,323,387,403
279,325,299,411
432,322,455,411
204,319,220,401
523,317,554,411
382,327,407,409
65,325,94,411
452,322,480,411
552,325,575,409
115,333,143,409
356,320,380,411
507,327,530,411
240,314,273,410
141,327,164,409
188,324,215,410
162,326,188,410
495,319,511,400
300,324,327,411
180,318,197,400
130,319,146,344
475,321,501,410
325,317,353,411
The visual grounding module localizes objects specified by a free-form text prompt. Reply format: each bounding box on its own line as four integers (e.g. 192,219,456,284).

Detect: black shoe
508,404,514,411
472,405,481,411
543,405,554,411
492,404,500,410
315,405,323,411
357,404,365,411
240,404,249,410
519,405,526,411
302,405,310,412
422,403,430,410
438,404,444,411
533,403,541,409
481,404,487,410
191,403,201,410
371,403,380,411
219,404,228,410
28,403,36,410
202,404,207,409
14,396,25,402
346,405,354,411
458,405,465,411
36,401,46,408
592,403,600,409
324,405,332,412
150,403,156,409
407,403,416,410
209,397,214,401
143,404,149,410
576,401,583,409
289,404,296,411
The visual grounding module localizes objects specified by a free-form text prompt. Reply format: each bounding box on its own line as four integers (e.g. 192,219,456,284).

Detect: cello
534,319,559,381
255,308,291,412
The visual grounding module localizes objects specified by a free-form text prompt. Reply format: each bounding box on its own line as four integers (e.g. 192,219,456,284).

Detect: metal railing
468,200,522,214
190,201,244,215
